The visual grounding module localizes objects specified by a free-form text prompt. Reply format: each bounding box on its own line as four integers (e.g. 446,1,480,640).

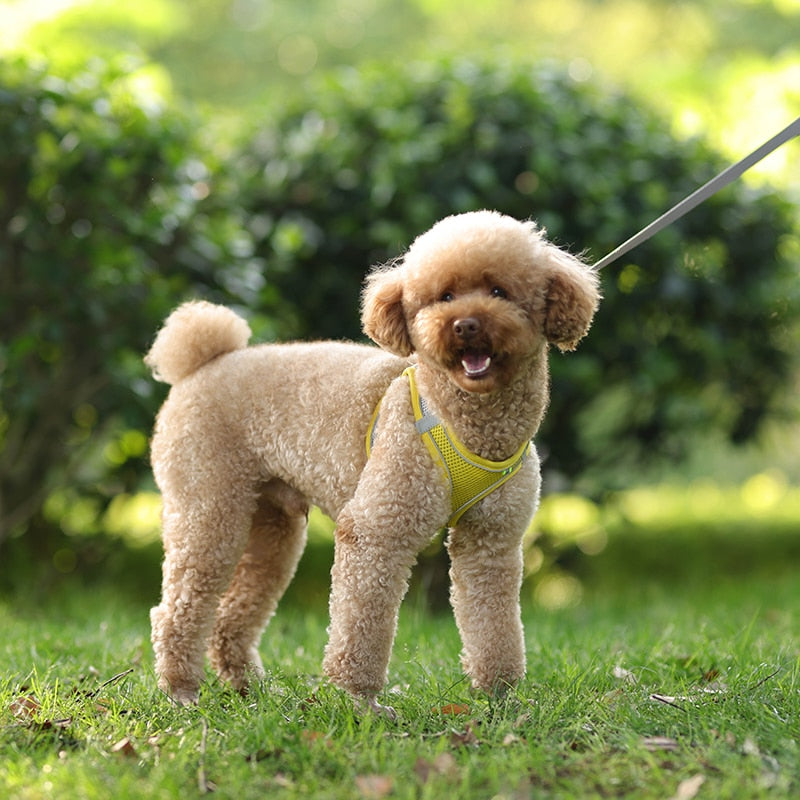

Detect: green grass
4,475,800,800
3,553,799,800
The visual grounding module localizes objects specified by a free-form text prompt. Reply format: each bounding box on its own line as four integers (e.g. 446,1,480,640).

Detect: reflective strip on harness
366,366,531,526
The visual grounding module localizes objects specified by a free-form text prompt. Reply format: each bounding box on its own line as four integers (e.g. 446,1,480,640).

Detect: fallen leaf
10,695,40,721
301,730,331,748
44,717,73,730
436,703,470,715
449,721,480,748
355,773,393,799
414,752,458,783
612,666,637,684
10,694,71,729
111,737,138,758
742,737,760,757
642,736,680,752
414,758,434,784
669,774,705,800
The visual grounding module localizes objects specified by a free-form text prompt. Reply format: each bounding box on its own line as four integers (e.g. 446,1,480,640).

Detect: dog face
362,210,600,394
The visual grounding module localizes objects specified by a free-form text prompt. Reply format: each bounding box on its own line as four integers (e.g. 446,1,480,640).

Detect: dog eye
440,291,455,302
490,286,508,299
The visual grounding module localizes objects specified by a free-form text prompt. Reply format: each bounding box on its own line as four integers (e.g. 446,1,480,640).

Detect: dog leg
446,467,540,694
447,525,526,693
322,507,433,711
207,482,309,693
150,492,256,705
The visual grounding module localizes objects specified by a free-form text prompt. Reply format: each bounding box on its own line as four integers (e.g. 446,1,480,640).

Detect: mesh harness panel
366,366,531,526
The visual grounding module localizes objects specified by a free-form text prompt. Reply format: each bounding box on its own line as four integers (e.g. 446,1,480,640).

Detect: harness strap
366,366,531,526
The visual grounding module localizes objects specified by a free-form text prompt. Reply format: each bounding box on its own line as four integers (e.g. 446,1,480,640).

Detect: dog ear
543,248,601,351
361,266,414,356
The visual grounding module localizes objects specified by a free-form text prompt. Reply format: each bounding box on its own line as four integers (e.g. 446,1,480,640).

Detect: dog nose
453,317,480,339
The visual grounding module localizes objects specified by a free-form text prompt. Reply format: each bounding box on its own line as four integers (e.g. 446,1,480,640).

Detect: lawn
2,503,799,800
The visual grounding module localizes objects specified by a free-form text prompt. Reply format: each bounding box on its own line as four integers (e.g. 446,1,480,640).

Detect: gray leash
594,116,800,271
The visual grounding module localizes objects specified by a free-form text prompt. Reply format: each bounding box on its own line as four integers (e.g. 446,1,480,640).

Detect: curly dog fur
146,210,600,710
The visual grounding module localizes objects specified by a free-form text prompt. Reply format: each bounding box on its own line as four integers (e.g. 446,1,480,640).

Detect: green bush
0,57,275,553
1,54,797,569
235,57,799,491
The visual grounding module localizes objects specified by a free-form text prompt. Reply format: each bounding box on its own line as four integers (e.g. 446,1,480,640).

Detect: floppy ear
543,248,601,351
361,265,414,356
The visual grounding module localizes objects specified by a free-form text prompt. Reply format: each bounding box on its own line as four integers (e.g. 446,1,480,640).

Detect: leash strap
594,116,800,271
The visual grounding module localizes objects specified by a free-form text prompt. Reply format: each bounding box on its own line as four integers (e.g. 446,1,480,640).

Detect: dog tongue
462,353,492,377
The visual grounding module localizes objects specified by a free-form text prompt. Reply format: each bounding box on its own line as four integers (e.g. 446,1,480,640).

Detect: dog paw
168,686,200,707
354,695,398,722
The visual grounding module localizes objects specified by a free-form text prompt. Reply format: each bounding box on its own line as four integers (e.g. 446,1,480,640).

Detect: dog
145,210,600,714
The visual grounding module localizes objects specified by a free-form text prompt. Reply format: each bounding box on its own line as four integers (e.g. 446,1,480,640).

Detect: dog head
362,210,600,394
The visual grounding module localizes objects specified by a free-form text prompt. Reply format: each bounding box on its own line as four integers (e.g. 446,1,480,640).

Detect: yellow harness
366,366,531,526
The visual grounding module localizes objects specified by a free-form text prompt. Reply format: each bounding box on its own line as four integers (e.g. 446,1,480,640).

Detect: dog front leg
447,522,527,694
446,458,540,694
322,510,423,715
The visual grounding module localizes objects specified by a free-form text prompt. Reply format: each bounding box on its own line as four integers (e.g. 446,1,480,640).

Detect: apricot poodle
146,210,600,713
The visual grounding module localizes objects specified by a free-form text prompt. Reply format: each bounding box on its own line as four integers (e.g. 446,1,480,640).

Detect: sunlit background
2,0,798,186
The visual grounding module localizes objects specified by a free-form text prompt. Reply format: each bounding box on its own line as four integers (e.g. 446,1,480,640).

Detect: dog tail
145,301,252,385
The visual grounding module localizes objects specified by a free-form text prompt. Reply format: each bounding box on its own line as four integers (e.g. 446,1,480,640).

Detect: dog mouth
460,350,493,379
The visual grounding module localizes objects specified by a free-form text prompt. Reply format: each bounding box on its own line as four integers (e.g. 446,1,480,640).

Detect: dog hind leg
150,487,258,705
207,480,309,693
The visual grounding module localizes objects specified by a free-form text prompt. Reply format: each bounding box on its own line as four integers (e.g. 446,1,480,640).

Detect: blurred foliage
3,0,798,189
6,467,800,609
233,57,800,491
0,56,281,550
0,52,798,576
549,469,800,610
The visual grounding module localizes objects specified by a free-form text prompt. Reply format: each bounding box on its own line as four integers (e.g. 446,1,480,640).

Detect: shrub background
234,58,799,490
0,58,275,554
1,55,797,574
